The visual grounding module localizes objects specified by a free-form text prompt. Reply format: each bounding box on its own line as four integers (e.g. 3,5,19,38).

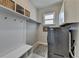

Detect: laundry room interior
0,0,79,58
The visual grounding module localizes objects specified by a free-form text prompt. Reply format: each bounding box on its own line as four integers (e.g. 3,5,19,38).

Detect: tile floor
29,44,48,58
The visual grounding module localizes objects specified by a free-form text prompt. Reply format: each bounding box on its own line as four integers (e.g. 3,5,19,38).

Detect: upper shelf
0,5,41,24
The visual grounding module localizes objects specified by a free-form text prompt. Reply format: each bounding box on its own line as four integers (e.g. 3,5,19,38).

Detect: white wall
28,0,37,20
37,25,48,44
37,2,62,44
37,2,62,26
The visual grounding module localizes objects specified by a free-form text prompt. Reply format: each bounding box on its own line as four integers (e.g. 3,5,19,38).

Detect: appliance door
47,27,69,58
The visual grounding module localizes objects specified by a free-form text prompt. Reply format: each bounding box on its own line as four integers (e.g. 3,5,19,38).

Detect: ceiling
30,0,62,8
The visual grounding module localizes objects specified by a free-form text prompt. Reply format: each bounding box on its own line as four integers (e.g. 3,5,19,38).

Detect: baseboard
37,41,48,46
31,41,40,53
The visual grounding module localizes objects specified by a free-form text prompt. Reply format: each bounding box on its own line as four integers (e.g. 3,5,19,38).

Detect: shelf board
2,44,32,58
0,5,41,24
60,22,79,27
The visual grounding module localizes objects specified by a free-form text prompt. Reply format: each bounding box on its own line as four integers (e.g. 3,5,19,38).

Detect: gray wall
26,21,39,45
0,11,39,57
0,12,26,57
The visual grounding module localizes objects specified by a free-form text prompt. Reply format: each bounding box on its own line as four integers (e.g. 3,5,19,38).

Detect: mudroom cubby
0,0,30,17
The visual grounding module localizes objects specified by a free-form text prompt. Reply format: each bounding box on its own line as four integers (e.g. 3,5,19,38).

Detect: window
44,13,55,25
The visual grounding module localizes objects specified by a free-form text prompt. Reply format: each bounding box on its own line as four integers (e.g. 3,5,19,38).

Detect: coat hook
4,17,7,19
14,19,16,21
20,20,23,23
26,20,29,22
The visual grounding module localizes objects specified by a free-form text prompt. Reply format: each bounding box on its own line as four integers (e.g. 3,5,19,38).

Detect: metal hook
4,17,7,19
14,19,16,21
20,20,23,23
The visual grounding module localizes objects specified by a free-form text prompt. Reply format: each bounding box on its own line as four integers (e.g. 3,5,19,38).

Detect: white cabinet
59,2,64,25
64,0,76,23
59,0,79,26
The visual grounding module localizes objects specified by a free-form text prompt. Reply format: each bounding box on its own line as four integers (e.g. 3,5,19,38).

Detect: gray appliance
47,27,69,58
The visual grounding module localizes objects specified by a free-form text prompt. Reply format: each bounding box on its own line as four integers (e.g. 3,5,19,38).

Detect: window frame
43,12,55,25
